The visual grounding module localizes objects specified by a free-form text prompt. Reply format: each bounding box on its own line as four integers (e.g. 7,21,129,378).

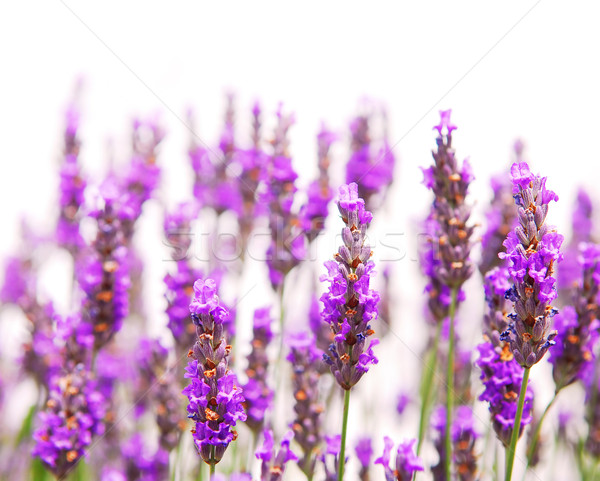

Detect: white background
1,2,599,480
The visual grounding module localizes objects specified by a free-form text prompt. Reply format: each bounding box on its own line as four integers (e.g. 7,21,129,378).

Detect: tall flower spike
421,109,475,291
499,161,563,367
243,307,274,434
451,406,479,481
287,331,323,478
264,107,305,290
56,101,86,254
299,124,336,243
320,182,379,390
345,109,396,211
183,279,246,466
476,342,533,446
255,429,298,481
550,243,600,390
375,437,424,481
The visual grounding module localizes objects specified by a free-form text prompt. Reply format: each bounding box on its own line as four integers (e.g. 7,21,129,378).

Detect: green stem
525,389,560,469
416,321,442,455
505,366,531,481
444,288,458,481
209,462,215,479
338,389,351,481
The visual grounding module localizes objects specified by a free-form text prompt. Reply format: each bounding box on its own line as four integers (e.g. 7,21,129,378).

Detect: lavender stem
505,367,531,481
417,321,442,455
338,389,351,481
445,288,458,481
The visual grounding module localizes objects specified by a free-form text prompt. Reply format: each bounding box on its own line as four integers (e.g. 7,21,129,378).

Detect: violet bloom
255,429,298,481
375,437,424,481
396,392,410,417
421,109,475,292
287,331,323,478
243,307,274,434
264,107,305,290
476,342,533,447
319,434,342,481
56,102,86,254
499,161,563,367
451,406,478,481
78,182,131,352
183,279,246,466
345,111,396,211
479,171,517,275
558,187,594,295
32,364,106,479
355,437,373,481
320,183,379,390
299,125,336,243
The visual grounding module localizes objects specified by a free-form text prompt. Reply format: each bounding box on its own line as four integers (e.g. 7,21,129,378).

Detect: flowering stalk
183,279,246,469
375,437,423,481
320,182,379,478
499,160,562,480
255,430,297,481
354,437,373,481
421,110,474,477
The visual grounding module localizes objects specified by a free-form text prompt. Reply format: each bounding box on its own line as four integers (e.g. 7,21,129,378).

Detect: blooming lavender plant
375,437,423,481
287,331,323,478
183,279,246,469
243,307,274,434
255,429,297,481
354,437,373,481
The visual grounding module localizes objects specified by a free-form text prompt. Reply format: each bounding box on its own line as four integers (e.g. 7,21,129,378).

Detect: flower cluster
255,430,297,481
476,342,533,446
287,331,323,477
243,307,274,434
499,161,563,367
375,437,423,481
550,242,600,389
183,279,246,465
320,182,379,390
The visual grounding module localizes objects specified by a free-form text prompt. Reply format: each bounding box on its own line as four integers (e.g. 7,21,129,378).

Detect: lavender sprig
182,279,246,467
375,436,424,481
255,429,298,481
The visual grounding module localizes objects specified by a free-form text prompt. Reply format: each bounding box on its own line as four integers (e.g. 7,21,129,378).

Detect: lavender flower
319,435,342,481
375,437,424,481
32,364,106,478
243,307,274,434
355,437,373,481
476,342,534,446
550,242,600,389
421,110,475,291
558,187,594,295
264,107,305,290
345,111,396,210
78,182,131,351
451,406,478,481
56,102,86,254
499,161,563,367
287,331,323,477
320,182,379,390
255,429,298,481
183,279,246,465
299,125,336,243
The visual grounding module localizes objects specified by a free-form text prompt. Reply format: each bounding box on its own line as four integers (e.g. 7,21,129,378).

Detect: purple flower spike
375,436,424,481
355,437,373,481
422,110,474,293
287,331,323,478
451,406,479,481
433,109,457,136
32,365,106,479
345,109,396,210
256,429,298,481
243,307,274,434
320,183,379,390
499,161,563,367
183,278,246,466
476,343,533,447
550,242,600,389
